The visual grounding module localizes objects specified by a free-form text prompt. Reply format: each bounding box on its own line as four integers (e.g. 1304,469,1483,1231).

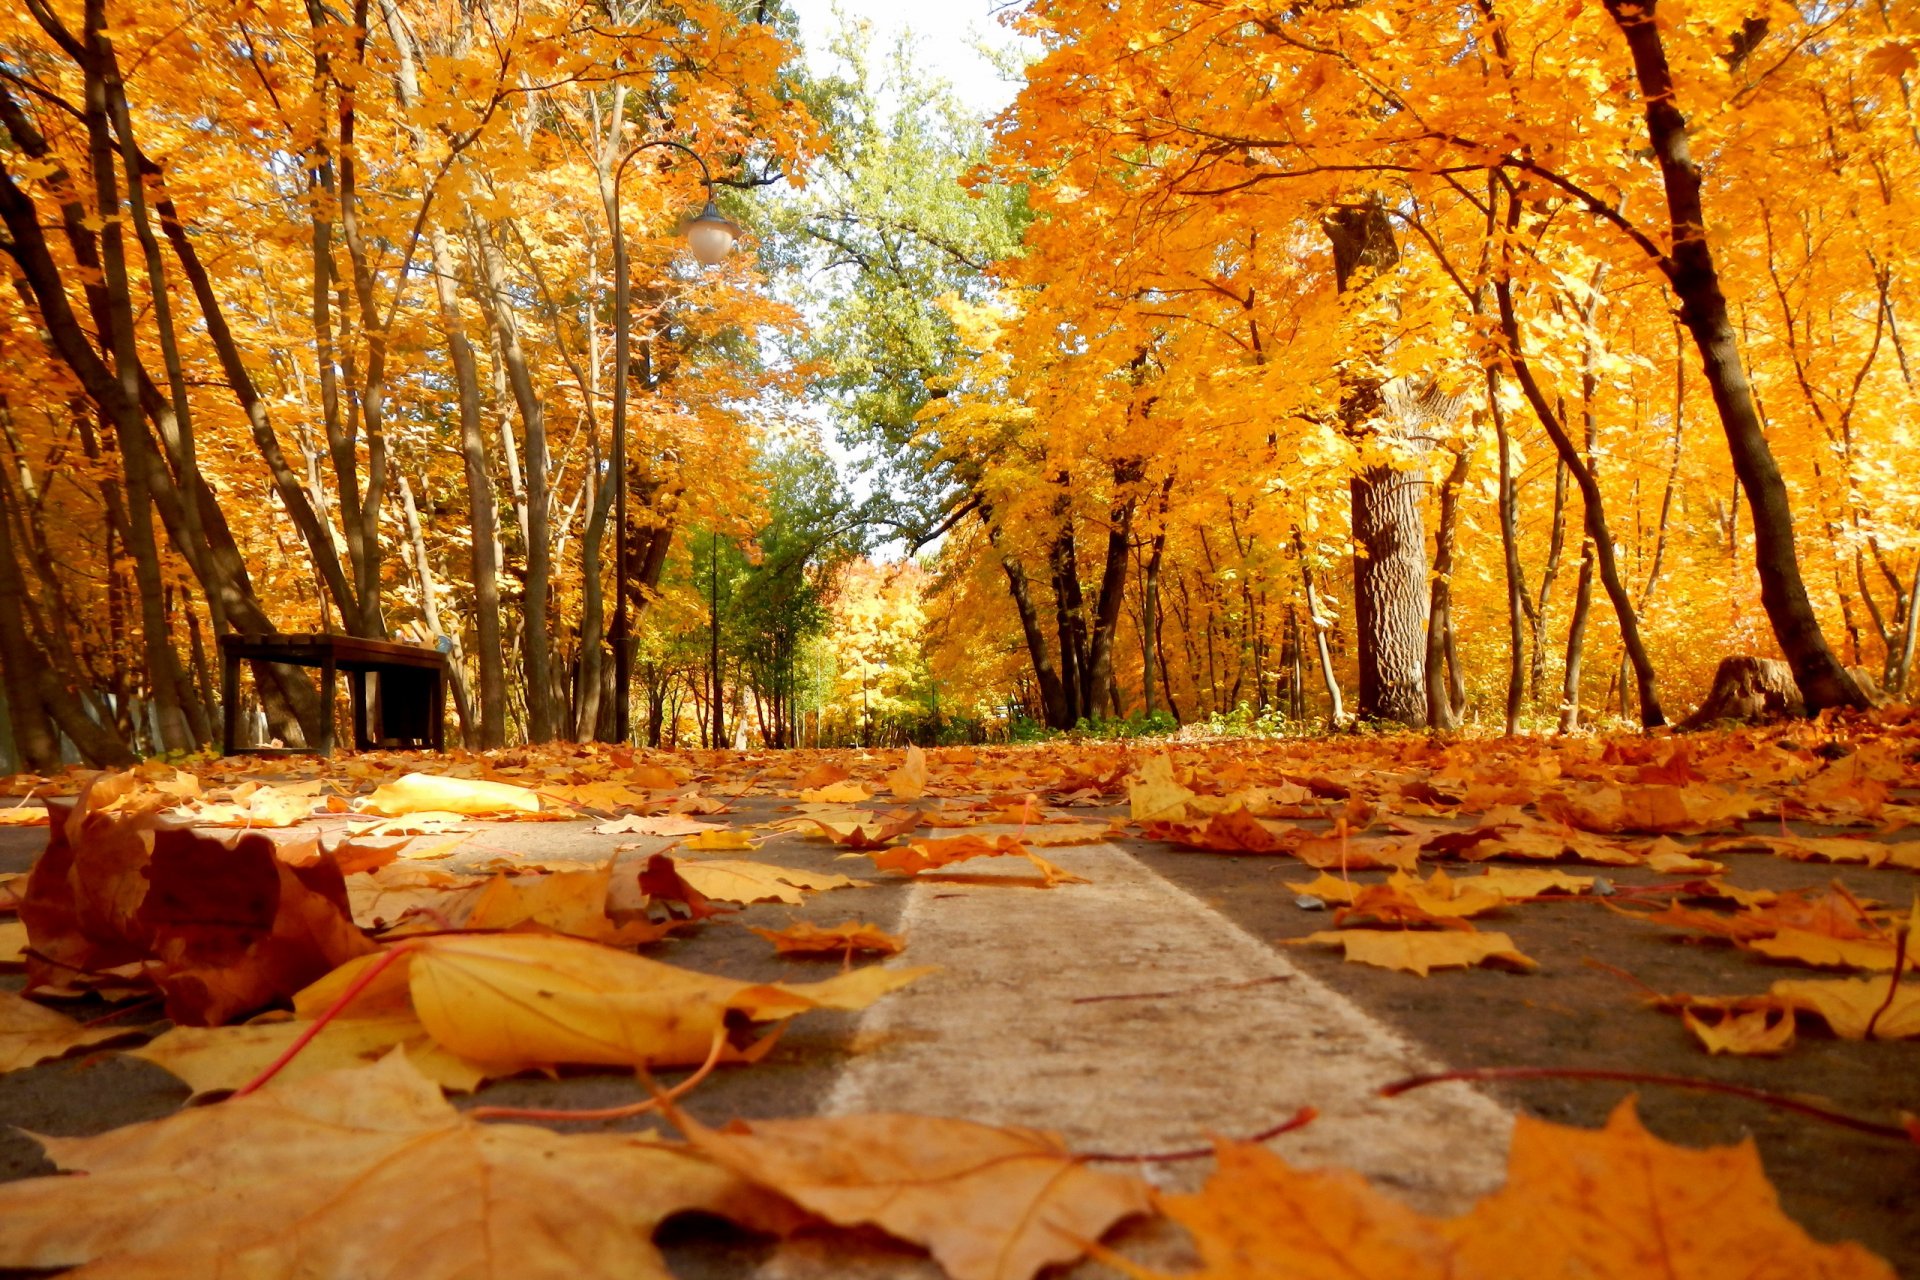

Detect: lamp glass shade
686,200,739,266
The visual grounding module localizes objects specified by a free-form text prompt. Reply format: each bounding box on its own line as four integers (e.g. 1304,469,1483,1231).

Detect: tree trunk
1294,531,1347,728
1495,271,1665,727
1491,368,1526,735
1427,445,1472,730
981,507,1070,729
1560,544,1598,732
1084,460,1141,723
468,213,555,741
1602,0,1865,714
1324,199,1428,727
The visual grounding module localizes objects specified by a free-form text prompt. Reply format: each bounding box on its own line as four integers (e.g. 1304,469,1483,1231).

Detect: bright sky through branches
786,0,1030,118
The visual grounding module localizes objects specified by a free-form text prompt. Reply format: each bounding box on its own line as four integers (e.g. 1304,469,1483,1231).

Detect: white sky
785,0,1032,119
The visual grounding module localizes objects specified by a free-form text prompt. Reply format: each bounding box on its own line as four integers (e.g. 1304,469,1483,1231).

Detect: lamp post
609,139,741,743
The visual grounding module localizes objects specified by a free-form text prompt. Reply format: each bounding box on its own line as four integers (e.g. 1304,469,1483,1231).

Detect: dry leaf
1683,1007,1797,1056
750,920,905,957
799,780,874,804
1294,929,1538,976
679,828,758,852
873,834,1089,886
1745,929,1904,972
0,918,24,965
0,1051,801,1279
129,1014,490,1095
1119,1101,1891,1279
1,990,146,1072
297,933,934,1071
359,773,542,817
593,814,718,837
0,805,51,827
680,1110,1153,1280
671,857,868,905
1772,977,1920,1039
887,744,929,800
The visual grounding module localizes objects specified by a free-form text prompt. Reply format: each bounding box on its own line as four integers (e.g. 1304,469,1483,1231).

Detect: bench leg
432,667,446,751
320,658,337,756
221,650,240,756
351,671,371,751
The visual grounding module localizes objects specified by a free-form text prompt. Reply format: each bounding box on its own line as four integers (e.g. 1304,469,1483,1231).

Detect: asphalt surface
2,787,1916,1276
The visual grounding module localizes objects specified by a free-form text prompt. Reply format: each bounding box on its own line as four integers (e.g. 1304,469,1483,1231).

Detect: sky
784,0,1032,120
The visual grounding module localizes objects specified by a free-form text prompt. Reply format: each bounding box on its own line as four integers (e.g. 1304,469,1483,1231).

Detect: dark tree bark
1324,199,1429,726
981,507,1071,730
1427,445,1473,731
1490,367,1527,736
1602,0,1865,714
1084,459,1142,721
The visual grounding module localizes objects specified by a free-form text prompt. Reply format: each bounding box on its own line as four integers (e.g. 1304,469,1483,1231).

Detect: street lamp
609,139,741,743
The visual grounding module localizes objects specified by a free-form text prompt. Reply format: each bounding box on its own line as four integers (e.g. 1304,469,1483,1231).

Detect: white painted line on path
755,841,1515,1277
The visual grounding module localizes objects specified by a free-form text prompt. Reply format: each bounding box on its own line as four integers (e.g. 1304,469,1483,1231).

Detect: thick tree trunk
1324,199,1428,727
1603,0,1864,714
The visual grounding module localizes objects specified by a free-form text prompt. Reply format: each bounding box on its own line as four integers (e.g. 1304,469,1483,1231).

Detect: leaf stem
1864,922,1911,1041
1380,1066,1913,1141
466,1029,728,1123
1078,1106,1318,1163
230,942,417,1099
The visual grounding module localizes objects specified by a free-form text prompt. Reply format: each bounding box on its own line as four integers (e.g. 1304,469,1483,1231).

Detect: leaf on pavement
807,810,924,849
1119,1101,1891,1280
872,834,1089,886
358,773,543,817
638,853,733,920
21,787,376,1024
679,828,758,851
750,920,905,957
1772,977,1920,1039
297,933,934,1071
1744,929,1904,972
887,744,929,799
1143,808,1286,854
799,780,874,804
1293,929,1538,977
0,1051,804,1280
0,805,49,827
593,814,719,837
1683,1007,1797,1056
129,1014,490,1096
670,857,869,905
0,918,24,964
1,990,148,1073
678,1110,1153,1280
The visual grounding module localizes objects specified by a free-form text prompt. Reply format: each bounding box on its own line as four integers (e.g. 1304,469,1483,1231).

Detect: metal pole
609,139,720,743
711,529,724,749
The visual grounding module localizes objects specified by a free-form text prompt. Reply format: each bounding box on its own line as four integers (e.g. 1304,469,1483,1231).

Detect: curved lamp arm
613,138,740,266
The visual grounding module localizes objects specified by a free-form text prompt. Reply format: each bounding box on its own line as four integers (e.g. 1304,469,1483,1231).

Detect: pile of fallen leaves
0,713,1915,1276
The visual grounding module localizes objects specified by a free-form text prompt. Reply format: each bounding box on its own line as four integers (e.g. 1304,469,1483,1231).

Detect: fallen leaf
0,805,50,827
1745,929,1904,972
593,814,718,837
887,744,929,800
807,810,924,849
297,933,934,1071
750,920,905,957
679,828,758,852
1143,808,1286,854
21,788,376,1024
1772,977,1920,1039
0,1051,802,1279
873,834,1089,887
1293,929,1538,976
638,853,732,920
1118,1100,1891,1279
0,918,24,964
799,780,874,804
671,858,869,905
129,1014,490,1095
1684,1006,1797,1056
680,1110,1153,1280
359,773,542,817
1,990,146,1072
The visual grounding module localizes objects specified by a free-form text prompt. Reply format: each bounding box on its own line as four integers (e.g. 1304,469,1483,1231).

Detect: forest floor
0,717,1916,1277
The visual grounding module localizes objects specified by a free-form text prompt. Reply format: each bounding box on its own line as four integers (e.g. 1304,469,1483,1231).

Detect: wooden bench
219,633,448,756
